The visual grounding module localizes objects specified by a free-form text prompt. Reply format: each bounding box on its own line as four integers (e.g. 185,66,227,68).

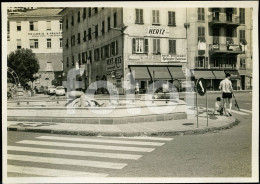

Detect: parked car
35,85,44,94
44,86,56,95
55,86,66,96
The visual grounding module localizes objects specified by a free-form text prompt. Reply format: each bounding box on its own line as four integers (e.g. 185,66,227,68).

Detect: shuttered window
198,8,205,21
152,10,160,24
135,9,144,24
153,39,160,53
132,38,148,53
168,11,176,26
169,40,176,54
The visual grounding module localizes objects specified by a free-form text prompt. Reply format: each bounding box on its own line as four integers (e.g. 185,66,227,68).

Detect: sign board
28,31,62,37
161,55,187,63
146,26,169,37
196,78,207,96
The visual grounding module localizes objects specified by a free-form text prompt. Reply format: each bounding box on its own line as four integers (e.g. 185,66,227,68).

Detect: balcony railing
208,13,240,26
209,43,242,55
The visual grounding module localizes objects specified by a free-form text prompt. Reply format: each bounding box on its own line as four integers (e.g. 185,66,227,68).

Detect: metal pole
206,91,208,126
196,90,198,128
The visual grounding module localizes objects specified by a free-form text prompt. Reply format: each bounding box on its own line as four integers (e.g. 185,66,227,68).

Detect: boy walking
219,73,233,117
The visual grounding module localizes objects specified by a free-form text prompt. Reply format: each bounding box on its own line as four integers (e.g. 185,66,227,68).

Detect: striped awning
148,67,172,80
168,66,186,79
191,70,215,79
130,66,151,80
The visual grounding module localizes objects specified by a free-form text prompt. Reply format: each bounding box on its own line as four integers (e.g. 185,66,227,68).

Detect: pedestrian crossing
7,135,174,177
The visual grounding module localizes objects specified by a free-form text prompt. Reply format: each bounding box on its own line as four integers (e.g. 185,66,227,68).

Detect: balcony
208,13,241,27
209,43,242,55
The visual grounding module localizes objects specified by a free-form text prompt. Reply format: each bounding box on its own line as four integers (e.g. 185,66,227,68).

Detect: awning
168,66,186,79
130,67,151,80
212,70,226,79
191,70,215,79
224,70,240,79
148,67,172,80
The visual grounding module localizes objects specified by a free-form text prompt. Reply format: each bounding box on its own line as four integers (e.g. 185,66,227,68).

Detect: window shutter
157,10,160,23
140,9,143,23
169,40,172,53
115,41,118,55
157,39,160,52
152,10,155,23
132,38,136,53
172,12,175,25
168,12,171,24
144,39,148,53
173,40,176,54
153,39,156,53
136,9,139,23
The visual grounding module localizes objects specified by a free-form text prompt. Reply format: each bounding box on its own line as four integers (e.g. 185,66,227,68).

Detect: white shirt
219,78,233,93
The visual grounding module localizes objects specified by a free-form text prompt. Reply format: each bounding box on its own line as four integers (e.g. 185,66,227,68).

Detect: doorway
241,75,245,90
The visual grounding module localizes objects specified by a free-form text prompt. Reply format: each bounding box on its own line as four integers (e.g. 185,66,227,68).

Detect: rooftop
8,8,63,18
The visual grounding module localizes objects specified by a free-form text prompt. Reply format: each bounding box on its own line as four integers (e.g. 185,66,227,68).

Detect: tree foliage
7,48,40,89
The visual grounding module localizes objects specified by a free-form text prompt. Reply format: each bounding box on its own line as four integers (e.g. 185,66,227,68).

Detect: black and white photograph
2,1,259,183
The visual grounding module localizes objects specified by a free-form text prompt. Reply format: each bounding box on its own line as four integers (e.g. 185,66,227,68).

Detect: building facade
60,7,253,93
8,8,64,87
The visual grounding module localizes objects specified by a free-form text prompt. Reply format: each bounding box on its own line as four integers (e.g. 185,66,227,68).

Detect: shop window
132,38,148,54
29,21,38,31
46,21,51,30
29,39,38,48
169,40,176,54
168,11,175,26
47,38,51,48
17,39,21,49
135,9,144,24
198,8,205,21
240,58,246,69
113,12,117,28
153,39,160,54
239,8,245,24
152,10,160,25
16,21,21,31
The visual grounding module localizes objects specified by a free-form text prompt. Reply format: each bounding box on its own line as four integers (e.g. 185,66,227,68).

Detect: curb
7,119,240,137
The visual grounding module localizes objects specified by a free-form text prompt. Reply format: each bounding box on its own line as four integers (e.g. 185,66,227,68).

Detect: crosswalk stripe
36,136,165,146
8,154,127,169
107,136,174,141
8,165,108,177
240,109,252,113
230,110,249,115
8,146,142,160
17,140,155,152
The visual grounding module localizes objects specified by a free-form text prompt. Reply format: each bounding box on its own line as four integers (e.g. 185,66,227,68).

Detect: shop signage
161,55,187,63
106,55,123,79
28,31,62,37
228,44,240,51
146,26,169,37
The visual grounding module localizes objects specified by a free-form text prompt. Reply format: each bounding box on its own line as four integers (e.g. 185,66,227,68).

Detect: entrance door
241,75,245,90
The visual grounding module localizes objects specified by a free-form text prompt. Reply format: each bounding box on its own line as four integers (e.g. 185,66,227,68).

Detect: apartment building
60,7,253,93
8,8,64,87
60,7,187,94
187,7,252,90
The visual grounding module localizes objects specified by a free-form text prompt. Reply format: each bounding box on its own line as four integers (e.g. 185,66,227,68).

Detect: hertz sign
146,26,169,37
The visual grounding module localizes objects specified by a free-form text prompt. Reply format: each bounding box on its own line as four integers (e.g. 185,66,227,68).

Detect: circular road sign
196,78,207,96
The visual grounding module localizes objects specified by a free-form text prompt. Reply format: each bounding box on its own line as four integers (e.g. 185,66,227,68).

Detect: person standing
219,73,233,116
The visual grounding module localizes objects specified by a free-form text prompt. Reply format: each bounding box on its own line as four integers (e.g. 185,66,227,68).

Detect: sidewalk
7,114,239,137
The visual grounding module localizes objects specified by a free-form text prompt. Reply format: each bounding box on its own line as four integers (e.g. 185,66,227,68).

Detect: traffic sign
196,78,207,96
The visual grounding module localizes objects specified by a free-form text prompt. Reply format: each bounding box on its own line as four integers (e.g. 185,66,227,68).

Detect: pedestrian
219,73,233,116
213,97,224,115
135,82,139,95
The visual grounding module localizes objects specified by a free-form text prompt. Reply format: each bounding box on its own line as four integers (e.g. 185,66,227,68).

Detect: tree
7,48,40,89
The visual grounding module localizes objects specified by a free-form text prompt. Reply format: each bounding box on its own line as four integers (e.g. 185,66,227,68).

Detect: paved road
6,92,253,178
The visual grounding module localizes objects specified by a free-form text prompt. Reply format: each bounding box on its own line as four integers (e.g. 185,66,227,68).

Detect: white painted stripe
230,110,249,115
8,146,142,160
37,136,164,146
108,136,174,141
8,154,127,169
240,109,252,113
17,140,155,152
8,165,108,177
